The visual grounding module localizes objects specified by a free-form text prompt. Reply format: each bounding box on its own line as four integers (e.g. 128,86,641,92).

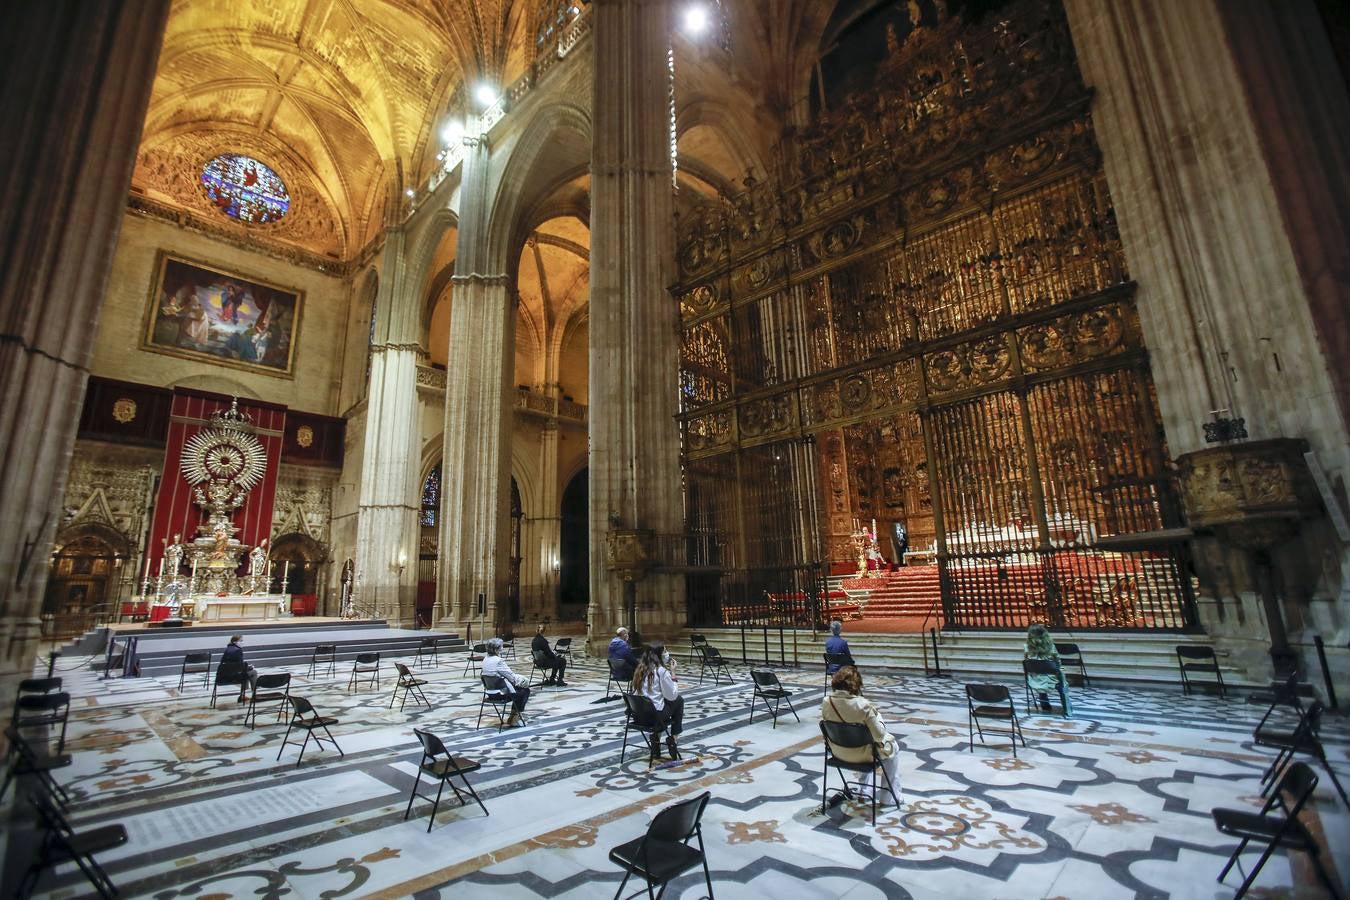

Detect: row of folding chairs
461,637,574,677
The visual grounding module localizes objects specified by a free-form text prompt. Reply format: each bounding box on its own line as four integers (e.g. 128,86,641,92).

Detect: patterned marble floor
15,644,1350,899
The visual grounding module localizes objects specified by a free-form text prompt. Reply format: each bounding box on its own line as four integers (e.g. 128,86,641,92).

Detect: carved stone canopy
1176,438,1322,550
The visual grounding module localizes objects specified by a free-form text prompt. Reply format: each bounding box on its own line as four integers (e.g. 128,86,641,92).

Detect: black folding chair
308,643,337,678
391,662,430,710
18,788,127,900
529,648,554,689
553,637,574,666
462,642,487,677
824,651,854,683
12,691,71,754
1255,701,1349,808
415,636,440,667
18,677,63,696
347,652,380,691
620,694,678,764
697,645,732,685
966,683,1026,756
477,674,518,731
245,672,291,729
608,791,714,900
820,719,902,826
1053,642,1089,687
177,651,212,691
1,726,72,810
1177,645,1226,697
500,635,517,660
277,697,343,766
1022,658,1069,715
211,660,248,708
404,728,488,830
1212,762,1342,899
606,658,633,700
688,633,708,666
747,670,799,728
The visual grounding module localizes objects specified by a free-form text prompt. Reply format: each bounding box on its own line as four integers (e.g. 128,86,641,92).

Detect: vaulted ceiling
131,0,536,261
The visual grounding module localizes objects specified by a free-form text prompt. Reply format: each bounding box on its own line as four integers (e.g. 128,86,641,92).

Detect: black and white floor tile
15,649,1350,899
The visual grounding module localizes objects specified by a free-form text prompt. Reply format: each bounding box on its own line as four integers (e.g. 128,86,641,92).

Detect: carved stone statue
163,533,184,577
210,521,230,560
249,539,268,576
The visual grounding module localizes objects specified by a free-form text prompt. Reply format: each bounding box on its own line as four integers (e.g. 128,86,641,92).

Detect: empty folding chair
1053,642,1089,687
347,652,380,691
245,673,292,729
966,683,1026,757
1256,701,1349,808
415,636,440,667
18,676,62,696
500,634,517,660
1211,762,1341,900
688,633,708,666
391,662,430,710
609,792,714,900
697,645,732,685
18,788,127,900
277,697,343,767
820,720,902,826
462,642,486,677
1,726,72,810
308,643,337,678
12,691,71,754
177,651,212,691
747,669,799,728
1176,645,1226,697
404,728,488,831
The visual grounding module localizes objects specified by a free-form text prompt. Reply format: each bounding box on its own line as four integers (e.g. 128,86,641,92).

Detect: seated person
222,634,260,702
608,626,640,681
1024,623,1072,716
531,623,568,686
632,643,683,759
820,665,901,797
482,637,531,727
824,620,856,674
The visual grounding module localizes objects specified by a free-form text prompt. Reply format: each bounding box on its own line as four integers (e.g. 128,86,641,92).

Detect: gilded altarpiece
675,0,1197,630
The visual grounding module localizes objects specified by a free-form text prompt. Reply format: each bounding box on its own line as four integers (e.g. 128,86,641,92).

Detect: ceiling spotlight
474,84,499,108
683,5,709,35
440,118,465,145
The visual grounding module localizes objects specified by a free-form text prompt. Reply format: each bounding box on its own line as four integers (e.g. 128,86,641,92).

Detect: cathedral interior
2,0,1349,897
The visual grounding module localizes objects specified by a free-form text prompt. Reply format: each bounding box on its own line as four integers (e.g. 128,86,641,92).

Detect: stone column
355,230,422,625
0,3,168,726
1064,0,1350,688
437,135,515,632
533,419,562,620
589,0,685,648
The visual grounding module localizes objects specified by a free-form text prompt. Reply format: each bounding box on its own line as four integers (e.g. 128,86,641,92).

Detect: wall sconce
392,549,408,577
551,554,560,574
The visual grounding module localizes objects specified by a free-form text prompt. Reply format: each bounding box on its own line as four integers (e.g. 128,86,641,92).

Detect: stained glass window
420,464,441,527
200,154,290,224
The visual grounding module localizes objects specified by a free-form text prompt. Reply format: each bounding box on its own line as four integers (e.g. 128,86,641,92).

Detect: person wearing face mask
631,643,683,759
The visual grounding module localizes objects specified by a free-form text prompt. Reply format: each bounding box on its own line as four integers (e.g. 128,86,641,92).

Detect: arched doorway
559,468,588,619
418,463,441,628
269,532,325,614
44,524,130,637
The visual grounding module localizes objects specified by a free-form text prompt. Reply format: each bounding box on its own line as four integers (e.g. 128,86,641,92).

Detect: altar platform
102,618,468,679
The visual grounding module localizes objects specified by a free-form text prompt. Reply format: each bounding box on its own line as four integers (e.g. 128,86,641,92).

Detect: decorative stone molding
605,528,653,583
1176,438,1322,549
450,273,511,287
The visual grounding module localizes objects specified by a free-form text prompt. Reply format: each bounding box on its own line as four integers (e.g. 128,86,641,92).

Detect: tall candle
143,554,152,582
158,558,165,578
282,560,290,588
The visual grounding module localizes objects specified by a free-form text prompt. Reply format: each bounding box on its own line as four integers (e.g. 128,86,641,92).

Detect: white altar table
197,595,289,622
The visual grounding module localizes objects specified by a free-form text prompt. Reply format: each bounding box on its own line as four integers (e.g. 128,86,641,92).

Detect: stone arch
676,98,763,178
52,521,131,559
483,102,593,277
407,206,460,310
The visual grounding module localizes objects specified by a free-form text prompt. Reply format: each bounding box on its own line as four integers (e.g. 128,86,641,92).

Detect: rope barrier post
1314,634,1338,710
925,627,948,678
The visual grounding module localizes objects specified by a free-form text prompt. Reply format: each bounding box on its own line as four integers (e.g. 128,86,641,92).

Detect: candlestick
282,560,290,594
158,557,165,578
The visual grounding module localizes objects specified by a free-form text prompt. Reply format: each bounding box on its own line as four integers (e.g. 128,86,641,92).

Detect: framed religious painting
143,252,303,377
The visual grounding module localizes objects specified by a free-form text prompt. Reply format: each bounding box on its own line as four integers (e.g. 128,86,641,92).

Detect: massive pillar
589,0,685,647
1065,0,1350,689
437,135,515,631
355,230,422,625
0,2,169,720
532,418,562,621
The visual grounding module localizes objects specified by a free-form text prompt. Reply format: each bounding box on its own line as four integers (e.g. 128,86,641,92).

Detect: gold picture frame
143,251,303,377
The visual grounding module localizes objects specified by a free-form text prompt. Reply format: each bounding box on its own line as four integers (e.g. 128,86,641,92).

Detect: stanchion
924,627,948,678
1314,634,1338,710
